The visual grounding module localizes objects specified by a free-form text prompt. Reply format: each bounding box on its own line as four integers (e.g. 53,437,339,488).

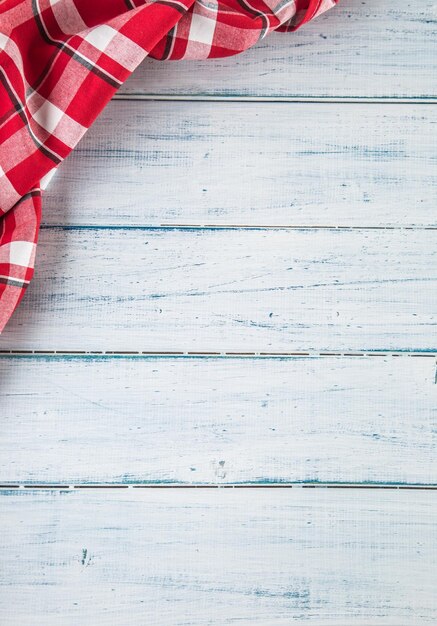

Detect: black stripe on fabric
0,70,61,165
69,51,120,89
0,70,29,128
33,141,61,165
14,190,42,206
31,0,121,89
272,0,296,16
162,26,176,60
234,0,269,40
0,277,29,288
154,0,188,16
31,0,54,46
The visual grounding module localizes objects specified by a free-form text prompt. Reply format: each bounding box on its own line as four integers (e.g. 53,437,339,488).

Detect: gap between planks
1,484,436,491
0,350,436,358
112,95,437,104
41,225,437,231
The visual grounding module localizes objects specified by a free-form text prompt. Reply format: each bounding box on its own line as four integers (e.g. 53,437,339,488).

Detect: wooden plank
2,228,436,352
43,101,437,227
1,355,435,485
120,1,437,99
1,489,435,625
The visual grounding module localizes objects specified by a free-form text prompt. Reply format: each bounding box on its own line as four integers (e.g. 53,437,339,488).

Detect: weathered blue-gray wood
3,228,436,352
120,0,437,100
1,489,436,625
43,101,437,228
0,355,435,485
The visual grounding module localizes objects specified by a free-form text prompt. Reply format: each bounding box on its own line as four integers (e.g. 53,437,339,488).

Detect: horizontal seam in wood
1,483,436,491
0,351,435,358
112,95,437,104
39,225,437,231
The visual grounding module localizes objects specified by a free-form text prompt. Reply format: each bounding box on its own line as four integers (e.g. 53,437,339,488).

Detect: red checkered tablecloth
0,0,338,331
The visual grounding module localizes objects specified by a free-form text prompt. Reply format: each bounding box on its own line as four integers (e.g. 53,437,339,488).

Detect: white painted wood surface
3,228,436,352
1,489,436,625
1,355,435,485
120,0,437,99
43,102,437,227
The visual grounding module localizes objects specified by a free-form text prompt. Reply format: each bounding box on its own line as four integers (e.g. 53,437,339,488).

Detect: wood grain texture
3,228,436,352
43,101,437,227
1,489,436,625
1,355,435,485
120,0,437,99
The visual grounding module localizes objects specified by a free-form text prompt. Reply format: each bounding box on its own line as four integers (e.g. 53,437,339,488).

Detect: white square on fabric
1,241,36,268
188,14,217,46
106,32,146,71
84,25,117,52
33,100,64,134
0,33,9,51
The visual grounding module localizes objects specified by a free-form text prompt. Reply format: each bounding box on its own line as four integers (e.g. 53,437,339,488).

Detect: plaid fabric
0,0,338,331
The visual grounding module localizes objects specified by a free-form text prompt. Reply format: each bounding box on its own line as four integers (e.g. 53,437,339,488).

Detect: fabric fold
0,0,339,331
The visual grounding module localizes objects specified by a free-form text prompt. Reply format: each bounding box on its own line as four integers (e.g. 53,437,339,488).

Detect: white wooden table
1,1,436,623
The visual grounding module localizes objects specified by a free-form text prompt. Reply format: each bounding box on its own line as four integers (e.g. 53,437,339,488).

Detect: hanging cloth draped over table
0,0,338,332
